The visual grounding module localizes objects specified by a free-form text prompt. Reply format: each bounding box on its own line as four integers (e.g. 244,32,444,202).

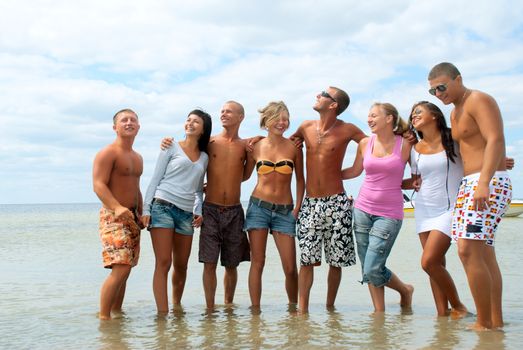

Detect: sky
1,0,522,204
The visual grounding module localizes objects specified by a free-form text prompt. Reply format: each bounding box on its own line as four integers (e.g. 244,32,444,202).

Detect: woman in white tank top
405,101,468,317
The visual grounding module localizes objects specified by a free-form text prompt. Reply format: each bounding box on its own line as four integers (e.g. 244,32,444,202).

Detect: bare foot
111,310,125,319
492,321,505,329
326,304,337,312
97,312,111,321
449,305,469,320
400,284,414,308
467,322,491,332
249,305,262,315
287,303,298,313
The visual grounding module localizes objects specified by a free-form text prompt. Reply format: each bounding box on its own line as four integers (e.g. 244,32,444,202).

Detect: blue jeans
150,199,194,235
353,208,402,287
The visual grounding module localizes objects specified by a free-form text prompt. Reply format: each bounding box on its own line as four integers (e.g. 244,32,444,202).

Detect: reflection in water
474,329,506,350
419,317,460,350
153,309,193,349
98,318,130,350
3,205,523,349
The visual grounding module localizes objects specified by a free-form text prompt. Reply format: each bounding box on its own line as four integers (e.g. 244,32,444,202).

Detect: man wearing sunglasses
428,62,512,330
290,87,366,313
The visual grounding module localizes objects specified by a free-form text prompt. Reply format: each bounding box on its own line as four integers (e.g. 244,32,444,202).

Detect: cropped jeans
353,208,403,287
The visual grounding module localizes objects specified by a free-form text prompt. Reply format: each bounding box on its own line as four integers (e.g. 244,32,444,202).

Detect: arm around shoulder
341,139,366,180
293,147,305,217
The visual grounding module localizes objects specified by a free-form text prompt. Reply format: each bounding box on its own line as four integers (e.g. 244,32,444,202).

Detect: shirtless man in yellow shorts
93,108,144,320
428,63,512,330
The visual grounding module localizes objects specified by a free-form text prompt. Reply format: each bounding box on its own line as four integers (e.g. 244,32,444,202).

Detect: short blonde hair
258,101,289,129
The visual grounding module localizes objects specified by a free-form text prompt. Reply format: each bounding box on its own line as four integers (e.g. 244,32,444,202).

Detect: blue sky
1,0,522,204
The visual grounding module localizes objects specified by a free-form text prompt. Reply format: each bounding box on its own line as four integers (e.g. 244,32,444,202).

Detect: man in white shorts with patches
428,62,512,330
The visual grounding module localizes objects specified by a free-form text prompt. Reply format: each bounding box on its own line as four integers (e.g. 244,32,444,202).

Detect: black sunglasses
320,90,337,102
428,83,448,96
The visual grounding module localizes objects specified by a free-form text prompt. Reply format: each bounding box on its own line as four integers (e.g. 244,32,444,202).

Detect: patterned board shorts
451,171,512,246
297,192,356,267
99,207,141,268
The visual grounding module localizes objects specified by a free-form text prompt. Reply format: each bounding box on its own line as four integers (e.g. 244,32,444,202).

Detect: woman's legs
248,229,269,307
171,232,193,306
420,230,467,317
273,231,298,304
150,228,174,313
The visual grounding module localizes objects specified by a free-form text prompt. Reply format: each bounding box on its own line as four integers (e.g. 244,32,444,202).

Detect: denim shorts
353,207,402,287
244,197,296,236
150,199,194,235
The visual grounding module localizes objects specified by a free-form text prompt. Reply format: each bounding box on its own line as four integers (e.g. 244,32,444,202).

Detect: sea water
1,203,522,349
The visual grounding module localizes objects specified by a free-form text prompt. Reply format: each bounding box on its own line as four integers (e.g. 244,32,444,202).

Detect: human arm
193,155,207,217
92,148,132,219
245,135,264,153
472,95,506,210
289,124,305,148
160,137,174,150
402,176,421,191
243,143,257,181
142,146,173,222
292,147,305,219
506,156,515,170
341,140,365,180
350,124,367,144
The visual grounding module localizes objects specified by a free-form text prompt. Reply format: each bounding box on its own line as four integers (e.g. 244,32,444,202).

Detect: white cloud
1,0,522,203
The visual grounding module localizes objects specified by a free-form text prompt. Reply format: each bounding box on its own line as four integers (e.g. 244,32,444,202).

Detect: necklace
316,120,337,144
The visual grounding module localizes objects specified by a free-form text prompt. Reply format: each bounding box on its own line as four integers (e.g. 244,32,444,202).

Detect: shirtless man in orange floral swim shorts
93,108,144,320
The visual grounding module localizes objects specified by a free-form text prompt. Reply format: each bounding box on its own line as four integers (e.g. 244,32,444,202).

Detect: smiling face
266,112,290,136
367,105,390,133
428,74,462,105
409,104,434,132
113,110,140,137
184,114,204,138
313,87,337,113
220,102,244,128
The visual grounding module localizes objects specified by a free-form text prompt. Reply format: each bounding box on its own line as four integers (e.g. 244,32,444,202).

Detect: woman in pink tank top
342,102,414,313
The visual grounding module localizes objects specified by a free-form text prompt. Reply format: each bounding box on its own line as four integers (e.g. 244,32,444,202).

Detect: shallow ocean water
1,203,522,349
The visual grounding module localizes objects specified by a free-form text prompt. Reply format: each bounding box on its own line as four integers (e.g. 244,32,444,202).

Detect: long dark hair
188,109,212,154
408,101,457,163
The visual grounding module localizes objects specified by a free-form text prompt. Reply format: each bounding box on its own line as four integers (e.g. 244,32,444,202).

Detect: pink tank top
355,134,406,219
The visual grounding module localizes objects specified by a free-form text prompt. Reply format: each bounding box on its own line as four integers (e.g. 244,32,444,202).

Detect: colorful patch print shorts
99,207,141,268
451,171,512,246
297,192,356,267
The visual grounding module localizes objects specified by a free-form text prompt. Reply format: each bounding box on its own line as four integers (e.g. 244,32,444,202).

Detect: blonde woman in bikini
244,101,305,309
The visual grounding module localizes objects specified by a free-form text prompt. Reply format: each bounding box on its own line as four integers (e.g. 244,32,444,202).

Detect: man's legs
485,246,503,328
224,267,238,304
203,262,218,310
458,239,493,329
100,264,131,320
298,265,314,313
326,266,341,308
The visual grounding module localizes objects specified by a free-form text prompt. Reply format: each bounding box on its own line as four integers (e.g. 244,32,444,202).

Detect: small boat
403,197,523,218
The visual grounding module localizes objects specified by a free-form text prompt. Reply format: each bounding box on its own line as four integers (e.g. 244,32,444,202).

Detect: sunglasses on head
428,83,448,96
320,90,337,102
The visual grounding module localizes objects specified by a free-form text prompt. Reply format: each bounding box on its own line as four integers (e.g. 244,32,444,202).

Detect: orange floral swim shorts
99,207,141,268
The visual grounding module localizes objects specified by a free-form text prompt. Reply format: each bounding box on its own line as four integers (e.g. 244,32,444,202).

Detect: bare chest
114,153,142,177
451,110,479,142
208,142,246,172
